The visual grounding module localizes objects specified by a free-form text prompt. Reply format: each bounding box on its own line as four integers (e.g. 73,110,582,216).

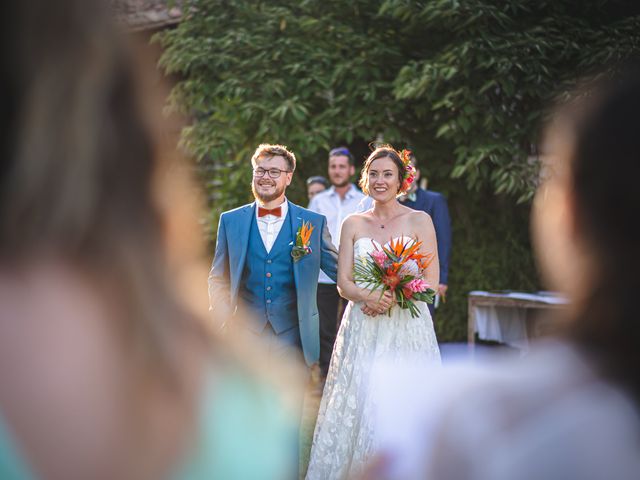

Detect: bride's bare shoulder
344,211,370,228
340,213,367,244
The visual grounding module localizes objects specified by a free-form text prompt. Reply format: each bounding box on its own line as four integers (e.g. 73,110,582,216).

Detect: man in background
399,150,452,318
308,147,367,378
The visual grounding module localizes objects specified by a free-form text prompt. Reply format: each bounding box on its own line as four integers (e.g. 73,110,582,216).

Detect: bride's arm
336,217,370,302
337,218,393,311
415,212,440,289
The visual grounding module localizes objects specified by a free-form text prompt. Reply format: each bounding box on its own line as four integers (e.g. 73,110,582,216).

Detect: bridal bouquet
353,237,435,318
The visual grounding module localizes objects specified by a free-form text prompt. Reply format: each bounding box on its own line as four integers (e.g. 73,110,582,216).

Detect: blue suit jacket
208,200,338,365
401,188,452,284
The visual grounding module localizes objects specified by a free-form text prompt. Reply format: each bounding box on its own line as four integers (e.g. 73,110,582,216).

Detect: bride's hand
363,289,394,315
361,305,378,317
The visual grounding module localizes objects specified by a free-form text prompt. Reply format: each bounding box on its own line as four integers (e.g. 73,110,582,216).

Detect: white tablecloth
470,291,568,350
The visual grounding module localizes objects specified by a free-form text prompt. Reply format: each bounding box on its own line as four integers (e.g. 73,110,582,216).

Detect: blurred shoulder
434,342,639,437
376,342,640,480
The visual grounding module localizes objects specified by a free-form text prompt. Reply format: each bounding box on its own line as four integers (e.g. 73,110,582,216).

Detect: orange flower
384,238,425,264
299,221,314,245
387,237,407,257
403,240,422,259
417,253,434,270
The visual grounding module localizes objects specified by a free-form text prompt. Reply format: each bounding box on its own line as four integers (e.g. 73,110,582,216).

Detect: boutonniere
291,221,314,262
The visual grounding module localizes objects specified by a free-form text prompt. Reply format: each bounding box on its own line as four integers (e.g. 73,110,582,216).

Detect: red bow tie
258,206,282,217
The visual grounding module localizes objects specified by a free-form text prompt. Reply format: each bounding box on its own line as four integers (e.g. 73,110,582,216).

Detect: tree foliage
158,0,640,208
385,0,640,201
157,0,640,340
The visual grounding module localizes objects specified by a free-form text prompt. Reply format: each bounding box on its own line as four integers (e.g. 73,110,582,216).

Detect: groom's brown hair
251,144,297,172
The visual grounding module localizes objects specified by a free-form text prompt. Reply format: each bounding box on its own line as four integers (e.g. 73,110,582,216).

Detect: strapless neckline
353,235,413,249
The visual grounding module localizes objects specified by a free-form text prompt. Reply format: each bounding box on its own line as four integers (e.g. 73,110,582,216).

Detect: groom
208,144,338,366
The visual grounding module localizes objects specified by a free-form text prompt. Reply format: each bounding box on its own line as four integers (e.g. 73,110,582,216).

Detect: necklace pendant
380,225,385,229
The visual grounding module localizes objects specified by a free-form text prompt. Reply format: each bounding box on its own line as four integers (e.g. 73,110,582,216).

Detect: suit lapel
289,202,303,291
230,203,255,296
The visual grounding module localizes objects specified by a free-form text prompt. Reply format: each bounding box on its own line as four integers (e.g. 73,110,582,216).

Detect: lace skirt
306,301,441,479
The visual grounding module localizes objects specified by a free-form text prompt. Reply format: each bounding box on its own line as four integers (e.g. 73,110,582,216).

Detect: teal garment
177,368,298,480
1,370,296,480
0,416,34,480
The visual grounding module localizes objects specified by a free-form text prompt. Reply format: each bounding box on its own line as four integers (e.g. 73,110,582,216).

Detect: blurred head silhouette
533,66,640,403
0,2,209,478
2,2,158,266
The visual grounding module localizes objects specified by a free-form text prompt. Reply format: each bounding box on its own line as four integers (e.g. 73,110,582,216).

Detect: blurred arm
208,215,233,324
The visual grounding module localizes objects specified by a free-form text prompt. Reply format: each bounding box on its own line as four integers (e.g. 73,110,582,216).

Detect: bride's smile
367,157,402,202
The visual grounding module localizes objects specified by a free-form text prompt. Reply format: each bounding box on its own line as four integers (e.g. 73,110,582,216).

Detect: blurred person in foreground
0,2,298,479
367,71,640,480
307,147,368,378
398,151,451,317
306,175,329,202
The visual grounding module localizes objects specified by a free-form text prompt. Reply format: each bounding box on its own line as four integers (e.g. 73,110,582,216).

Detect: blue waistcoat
238,213,298,334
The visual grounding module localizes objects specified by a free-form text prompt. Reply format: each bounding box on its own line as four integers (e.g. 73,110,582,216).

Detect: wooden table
468,291,568,349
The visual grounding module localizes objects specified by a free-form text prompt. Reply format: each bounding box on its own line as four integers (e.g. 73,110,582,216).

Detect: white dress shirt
308,184,368,284
256,199,288,253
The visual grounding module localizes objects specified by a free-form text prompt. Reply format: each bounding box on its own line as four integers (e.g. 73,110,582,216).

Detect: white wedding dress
306,237,441,480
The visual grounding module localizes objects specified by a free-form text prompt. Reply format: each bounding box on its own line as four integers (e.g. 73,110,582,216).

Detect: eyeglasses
253,167,292,179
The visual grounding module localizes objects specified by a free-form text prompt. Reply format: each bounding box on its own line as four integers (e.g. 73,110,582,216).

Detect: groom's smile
251,154,293,204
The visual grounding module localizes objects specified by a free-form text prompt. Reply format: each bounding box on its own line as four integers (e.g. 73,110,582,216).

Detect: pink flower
406,278,429,293
371,250,387,268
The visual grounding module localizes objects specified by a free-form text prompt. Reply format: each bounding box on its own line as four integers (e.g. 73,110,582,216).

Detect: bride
306,145,441,479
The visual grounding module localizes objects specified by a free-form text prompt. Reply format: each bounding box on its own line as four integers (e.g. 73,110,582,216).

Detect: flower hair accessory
399,149,416,194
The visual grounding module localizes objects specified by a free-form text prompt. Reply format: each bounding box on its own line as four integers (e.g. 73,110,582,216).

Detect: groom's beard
252,178,286,203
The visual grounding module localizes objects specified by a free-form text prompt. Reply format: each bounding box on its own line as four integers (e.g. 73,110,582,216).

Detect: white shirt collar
328,184,358,199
